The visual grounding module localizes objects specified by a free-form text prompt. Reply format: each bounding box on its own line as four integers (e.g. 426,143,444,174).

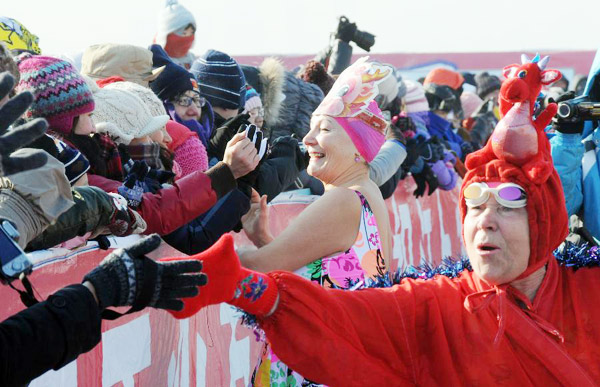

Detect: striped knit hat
15,54,94,135
191,50,246,110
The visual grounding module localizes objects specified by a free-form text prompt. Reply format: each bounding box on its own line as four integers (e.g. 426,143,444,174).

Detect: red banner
0,181,463,386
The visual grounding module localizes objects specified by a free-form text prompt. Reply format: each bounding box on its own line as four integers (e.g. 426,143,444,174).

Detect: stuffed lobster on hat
461,54,568,281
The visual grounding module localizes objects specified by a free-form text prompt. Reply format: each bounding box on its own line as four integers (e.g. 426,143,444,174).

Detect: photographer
550,89,600,244
0,77,207,386
315,16,376,75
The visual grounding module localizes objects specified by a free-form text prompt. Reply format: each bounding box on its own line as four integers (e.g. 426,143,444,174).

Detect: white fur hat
92,86,169,145
155,0,196,48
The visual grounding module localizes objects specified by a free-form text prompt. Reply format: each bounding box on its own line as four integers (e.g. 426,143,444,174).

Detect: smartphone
0,220,32,280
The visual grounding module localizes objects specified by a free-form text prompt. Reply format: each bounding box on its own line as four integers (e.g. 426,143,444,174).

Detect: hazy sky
3,0,599,58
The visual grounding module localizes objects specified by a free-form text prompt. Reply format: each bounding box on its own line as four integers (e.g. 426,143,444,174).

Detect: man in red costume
164,56,600,385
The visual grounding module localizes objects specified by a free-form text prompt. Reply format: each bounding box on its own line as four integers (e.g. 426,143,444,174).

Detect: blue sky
4,0,599,57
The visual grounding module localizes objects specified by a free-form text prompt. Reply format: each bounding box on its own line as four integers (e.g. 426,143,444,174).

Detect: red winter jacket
258,256,600,386
88,162,236,235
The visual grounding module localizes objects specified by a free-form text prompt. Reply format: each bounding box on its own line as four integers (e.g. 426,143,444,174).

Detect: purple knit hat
15,54,95,135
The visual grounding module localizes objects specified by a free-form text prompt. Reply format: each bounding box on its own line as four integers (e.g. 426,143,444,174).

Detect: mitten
0,72,48,176
161,234,279,319
83,234,207,313
106,193,147,236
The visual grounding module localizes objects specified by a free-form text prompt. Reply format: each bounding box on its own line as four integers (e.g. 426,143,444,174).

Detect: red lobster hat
459,54,568,279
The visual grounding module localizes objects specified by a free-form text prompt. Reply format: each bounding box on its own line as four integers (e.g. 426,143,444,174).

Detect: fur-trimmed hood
241,57,285,129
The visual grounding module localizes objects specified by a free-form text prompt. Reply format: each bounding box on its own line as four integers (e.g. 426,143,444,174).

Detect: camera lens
557,103,572,118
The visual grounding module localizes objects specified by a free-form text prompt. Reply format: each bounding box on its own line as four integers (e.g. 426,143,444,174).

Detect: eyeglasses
248,107,265,118
175,95,206,108
463,182,527,208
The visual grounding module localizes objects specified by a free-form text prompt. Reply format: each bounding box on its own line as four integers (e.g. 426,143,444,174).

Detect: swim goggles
463,182,527,208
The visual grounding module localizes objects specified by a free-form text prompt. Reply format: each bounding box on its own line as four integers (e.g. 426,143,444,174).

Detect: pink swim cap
313,57,390,163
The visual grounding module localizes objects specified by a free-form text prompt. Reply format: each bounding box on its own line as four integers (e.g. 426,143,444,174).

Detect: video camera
336,16,376,52
556,96,600,123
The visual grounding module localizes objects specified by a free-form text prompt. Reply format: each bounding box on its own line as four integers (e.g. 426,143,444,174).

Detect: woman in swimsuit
238,58,394,386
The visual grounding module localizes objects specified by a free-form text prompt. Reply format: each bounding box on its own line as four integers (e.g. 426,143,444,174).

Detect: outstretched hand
0,72,48,176
83,234,207,313
241,189,273,247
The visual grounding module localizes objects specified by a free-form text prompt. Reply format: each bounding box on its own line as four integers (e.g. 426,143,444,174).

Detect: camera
557,96,600,123
0,220,32,282
336,16,376,52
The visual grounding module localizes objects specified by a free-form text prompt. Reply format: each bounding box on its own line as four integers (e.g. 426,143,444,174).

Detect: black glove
415,137,444,163
271,135,308,171
235,124,269,192
0,72,48,176
387,118,411,144
143,168,176,193
83,234,207,313
460,141,475,160
412,164,438,198
208,113,250,159
238,124,268,161
551,91,585,134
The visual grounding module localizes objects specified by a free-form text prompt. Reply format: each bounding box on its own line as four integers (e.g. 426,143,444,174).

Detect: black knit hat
474,72,501,99
149,44,198,102
190,49,246,110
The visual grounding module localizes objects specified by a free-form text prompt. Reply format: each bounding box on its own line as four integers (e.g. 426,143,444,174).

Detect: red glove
160,234,278,319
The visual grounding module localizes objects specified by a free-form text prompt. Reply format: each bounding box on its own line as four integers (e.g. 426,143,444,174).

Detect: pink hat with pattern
313,57,390,162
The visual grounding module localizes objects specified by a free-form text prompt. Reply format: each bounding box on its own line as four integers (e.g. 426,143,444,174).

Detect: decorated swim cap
0,17,41,54
459,55,567,280
313,57,390,162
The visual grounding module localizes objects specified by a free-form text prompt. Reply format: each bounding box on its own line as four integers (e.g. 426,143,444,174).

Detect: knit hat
460,91,483,118
15,54,95,135
243,86,262,113
191,50,246,110
403,80,429,113
155,0,196,48
298,60,336,95
107,81,167,117
424,68,464,90
0,17,41,54
81,44,165,86
314,57,389,163
475,72,502,99
92,85,169,144
0,42,19,84
53,137,91,185
166,120,208,175
149,44,199,102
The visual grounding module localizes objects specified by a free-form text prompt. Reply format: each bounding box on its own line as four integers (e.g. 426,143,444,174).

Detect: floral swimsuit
251,191,386,387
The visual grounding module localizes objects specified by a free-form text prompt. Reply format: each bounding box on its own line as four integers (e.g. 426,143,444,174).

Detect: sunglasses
464,182,527,208
175,95,206,108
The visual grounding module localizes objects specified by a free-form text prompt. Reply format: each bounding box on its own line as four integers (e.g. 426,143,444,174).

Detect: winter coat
163,189,250,254
257,255,600,385
550,129,600,240
88,162,236,235
270,72,324,140
26,186,114,251
241,58,286,129
0,285,100,387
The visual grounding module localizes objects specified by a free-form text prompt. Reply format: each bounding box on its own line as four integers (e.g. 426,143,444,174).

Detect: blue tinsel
240,242,599,335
